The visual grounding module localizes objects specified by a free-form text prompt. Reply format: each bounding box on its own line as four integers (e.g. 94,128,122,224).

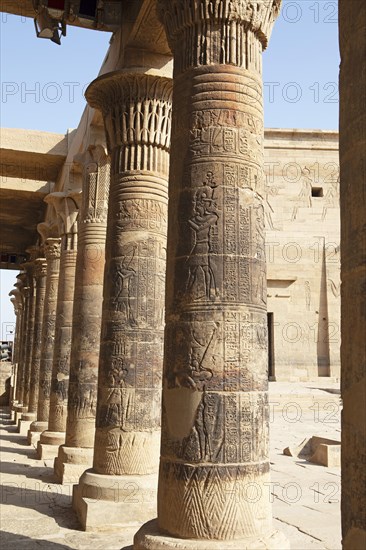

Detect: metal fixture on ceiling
32,1,122,45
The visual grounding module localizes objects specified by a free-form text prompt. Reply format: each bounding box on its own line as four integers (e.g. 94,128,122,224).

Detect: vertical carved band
86,72,172,475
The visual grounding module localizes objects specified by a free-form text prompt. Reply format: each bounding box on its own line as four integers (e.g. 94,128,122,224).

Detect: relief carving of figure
291,166,313,221
104,356,129,426
112,246,137,325
186,172,219,300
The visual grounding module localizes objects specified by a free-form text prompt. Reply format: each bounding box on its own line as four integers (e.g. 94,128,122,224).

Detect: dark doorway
267,313,275,380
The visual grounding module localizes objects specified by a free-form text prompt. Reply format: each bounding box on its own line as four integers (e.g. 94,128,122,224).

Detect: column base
17,419,33,436
134,520,290,550
72,469,157,531
54,445,94,484
21,412,37,422
28,421,48,445
36,431,65,459
14,406,27,424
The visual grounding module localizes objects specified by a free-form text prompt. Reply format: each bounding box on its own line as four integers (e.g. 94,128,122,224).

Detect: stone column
55,144,110,483
28,233,61,445
13,273,29,422
72,69,172,530
21,249,40,412
9,289,22,416
22,257,47,425
339,1,366,548
37,191,81,460
135,2,288,549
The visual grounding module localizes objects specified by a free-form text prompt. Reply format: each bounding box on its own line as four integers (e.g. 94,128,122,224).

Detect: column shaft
72,69,172,531
35,239,61,425
339,0,366,548
55,148,109,483
135,2,287,548
66,152,109,448
27,259,47,416
38,192,80,457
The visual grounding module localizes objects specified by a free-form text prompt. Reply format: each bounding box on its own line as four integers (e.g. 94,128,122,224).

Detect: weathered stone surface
283,435,341,467
73,469,158,531
72,67,172,529
29,232,61,437
55,142,109,483
339,1,366,548
26,257,47,419
39,192,81,452
136,1,286,547
134,520,289,550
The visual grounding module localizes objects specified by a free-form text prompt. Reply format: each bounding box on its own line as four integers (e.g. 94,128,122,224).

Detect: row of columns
9,2,289,548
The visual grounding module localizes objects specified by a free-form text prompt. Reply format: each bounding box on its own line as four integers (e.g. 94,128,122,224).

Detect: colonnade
8,0,364,548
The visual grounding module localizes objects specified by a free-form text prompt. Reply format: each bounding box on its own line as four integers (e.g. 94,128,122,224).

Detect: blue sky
0,1,340,334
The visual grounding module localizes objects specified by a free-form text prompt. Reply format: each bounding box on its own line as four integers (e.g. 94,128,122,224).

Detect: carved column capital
157,0,281,73
158,0,281,49
37,221,60,243
44,191,82,251
85,72,172,166
44,238,62,261
33,257,47,279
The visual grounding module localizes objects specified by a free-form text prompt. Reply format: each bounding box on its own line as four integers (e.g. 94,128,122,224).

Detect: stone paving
0,382,342,550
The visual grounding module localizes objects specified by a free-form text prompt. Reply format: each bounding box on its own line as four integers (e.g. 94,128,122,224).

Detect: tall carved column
13,273,29,421
135,2,288,549
339,1,366,548
72,69,172,530
28,233,61,445
23,257,47,424
21,248,40,414
37,191,81,460
55,144,110,483
9,288,23,413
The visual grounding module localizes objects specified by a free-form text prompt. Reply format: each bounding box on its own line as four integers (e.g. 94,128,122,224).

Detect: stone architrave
37,191,81,460
23,257,47,424
54,143,110,484
72,69,172,530
28,231,61,445
339,1,366,548
135,2,289,549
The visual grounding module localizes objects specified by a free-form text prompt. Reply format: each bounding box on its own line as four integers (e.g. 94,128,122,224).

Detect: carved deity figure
186,172,219,300
112,247,137,325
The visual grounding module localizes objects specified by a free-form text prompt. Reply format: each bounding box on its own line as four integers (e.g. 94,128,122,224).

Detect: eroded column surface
28,236,61,444
14,273,29,416
38,192,81,459
9,286,23,413
21,250,40,414
72,70,172,530
135,2,288,549
339,1,366,548
24,257,47,423
9,291,21,408
55,146,110,483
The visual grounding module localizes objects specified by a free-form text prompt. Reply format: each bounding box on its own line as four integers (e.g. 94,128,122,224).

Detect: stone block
283,435,341,467
134,520,290,550
72,469,157,531
54,446,93,484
